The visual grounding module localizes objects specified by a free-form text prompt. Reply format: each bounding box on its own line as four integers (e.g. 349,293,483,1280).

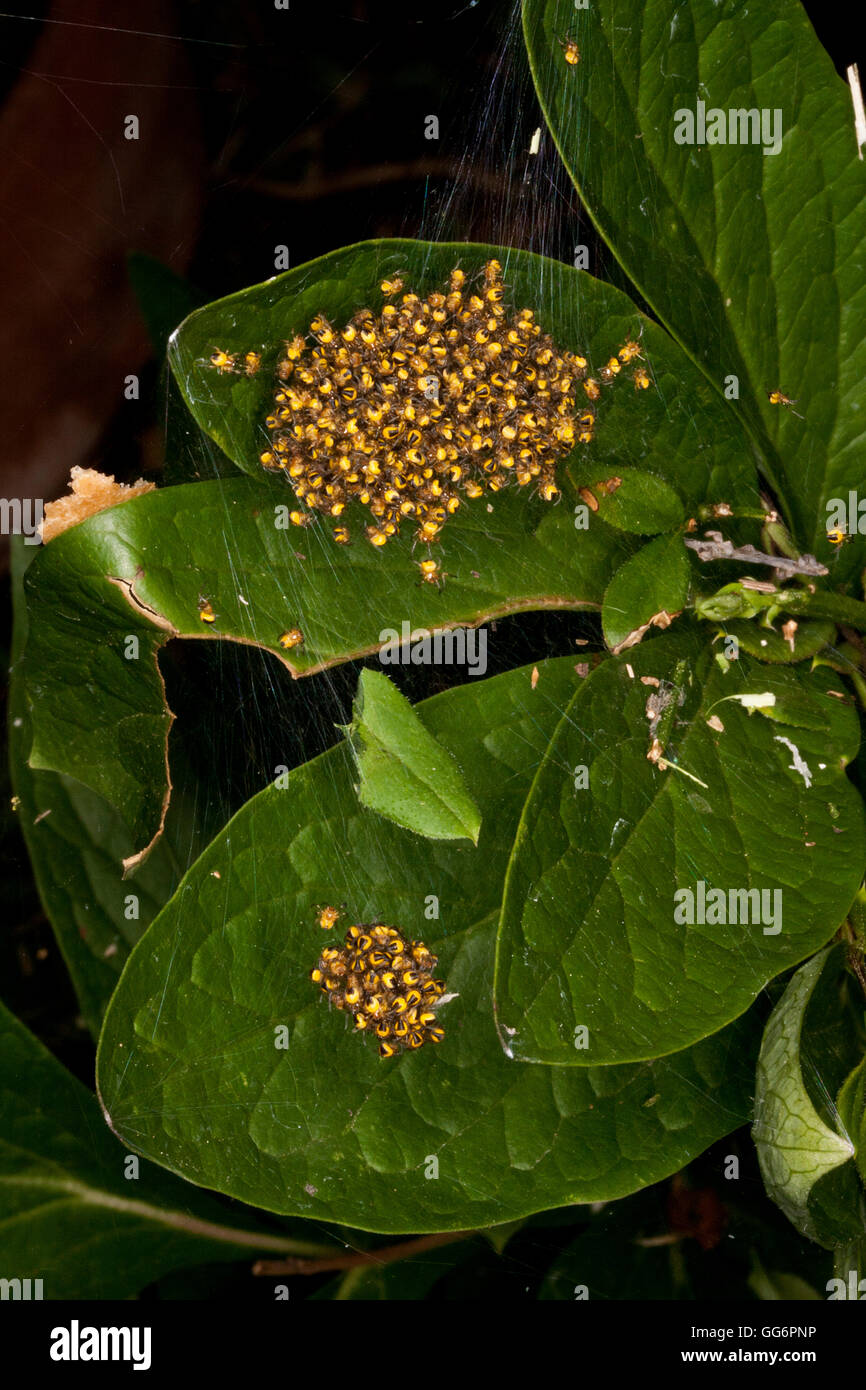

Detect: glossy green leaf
523,0,866,575
753,948,865,1246
345,669,481,842
601,534,690,652
97,660,760,1232
19,476,620,868
0,1000,334,1299
707,617,836,665
579,468,685,536
168,237,758,518
495,624,865,1065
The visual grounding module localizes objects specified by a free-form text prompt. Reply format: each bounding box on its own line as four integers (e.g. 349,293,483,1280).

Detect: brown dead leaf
610,610,681,656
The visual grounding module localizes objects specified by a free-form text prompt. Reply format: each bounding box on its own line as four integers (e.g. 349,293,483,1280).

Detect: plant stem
833,1237,866,1290
252,1228,474,1276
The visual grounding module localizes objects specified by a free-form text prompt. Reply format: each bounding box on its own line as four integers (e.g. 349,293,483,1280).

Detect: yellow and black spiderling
260,260,591,548
210,348,238,374
311,922,448,1058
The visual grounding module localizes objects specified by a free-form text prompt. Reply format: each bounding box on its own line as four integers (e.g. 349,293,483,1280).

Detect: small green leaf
581,468,686,536
753,948,861,1245
601,534,690,652
346,669,482,843
709,618,836,665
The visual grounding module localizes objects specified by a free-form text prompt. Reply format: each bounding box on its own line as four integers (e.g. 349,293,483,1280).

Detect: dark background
0,0,859,1299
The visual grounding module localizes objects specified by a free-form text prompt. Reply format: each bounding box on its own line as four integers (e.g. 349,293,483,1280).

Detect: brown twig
684,530,828,576
252,1229,474,1277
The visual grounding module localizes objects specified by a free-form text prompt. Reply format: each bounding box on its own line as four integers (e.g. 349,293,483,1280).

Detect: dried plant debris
40,467,155,543
685,530,828,577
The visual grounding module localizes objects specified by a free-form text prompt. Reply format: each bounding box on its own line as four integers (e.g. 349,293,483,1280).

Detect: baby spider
198,596,216,625
418,557,446,589
559,36,580,66
826,527,851,546
617,335,644,364
278,628,305,650
767,389,804,419
209,348,238,374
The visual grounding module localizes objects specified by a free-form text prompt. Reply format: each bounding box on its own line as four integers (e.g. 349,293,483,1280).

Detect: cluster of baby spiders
311,921,447,1059
256,260,589,549
207,262,650,580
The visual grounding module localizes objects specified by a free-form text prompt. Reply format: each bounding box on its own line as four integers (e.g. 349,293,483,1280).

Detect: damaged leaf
602,533,689,653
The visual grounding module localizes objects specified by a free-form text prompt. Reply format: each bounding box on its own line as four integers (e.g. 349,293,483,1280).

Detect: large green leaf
523,0,866,574
97,660,760,1232
753,947,866,1246
19,476,619,870
495,624,865,1065
168,237,758,516
0,1000,334,1299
